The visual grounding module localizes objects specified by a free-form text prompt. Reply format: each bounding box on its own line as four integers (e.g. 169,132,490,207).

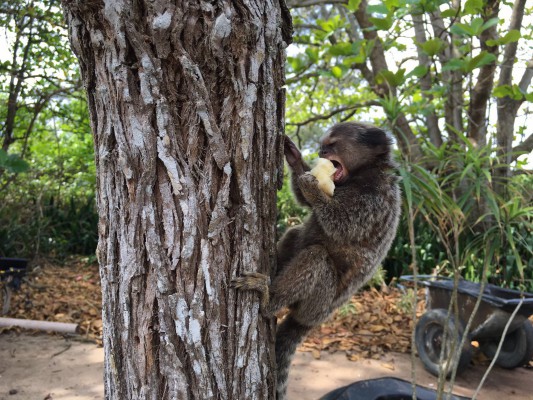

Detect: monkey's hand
298,173,331,205
231,272,272,316
284,135,306,176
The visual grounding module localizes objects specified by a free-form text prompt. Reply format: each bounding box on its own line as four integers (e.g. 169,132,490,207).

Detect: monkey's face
318,122,392,184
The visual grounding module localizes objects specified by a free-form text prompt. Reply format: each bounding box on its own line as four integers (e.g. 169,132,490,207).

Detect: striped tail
275,315,312,400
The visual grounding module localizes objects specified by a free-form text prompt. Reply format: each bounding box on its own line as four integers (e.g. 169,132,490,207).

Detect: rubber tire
480,320,533,369
415,309,472,377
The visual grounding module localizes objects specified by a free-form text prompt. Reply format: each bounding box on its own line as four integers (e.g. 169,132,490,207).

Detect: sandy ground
1,333,532,400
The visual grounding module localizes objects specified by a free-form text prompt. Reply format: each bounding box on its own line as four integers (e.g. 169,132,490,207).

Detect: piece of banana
309,158,336,196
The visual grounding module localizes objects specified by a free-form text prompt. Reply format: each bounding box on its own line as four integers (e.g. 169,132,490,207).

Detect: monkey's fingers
283,136,302,166
231,272,270,290
231,273,272,317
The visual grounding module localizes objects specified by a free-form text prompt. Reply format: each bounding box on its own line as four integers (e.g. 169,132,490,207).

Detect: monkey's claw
231,272,271,315
231,271,270,290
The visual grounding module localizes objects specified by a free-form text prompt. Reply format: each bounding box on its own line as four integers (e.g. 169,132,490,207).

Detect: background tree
281,0,532,288
285,0,532,166
0,0,94,258
0,0,80,183
61,0,291,398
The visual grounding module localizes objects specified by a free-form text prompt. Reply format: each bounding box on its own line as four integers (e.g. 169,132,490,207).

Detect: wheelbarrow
0,258,28,315
401,275,533,377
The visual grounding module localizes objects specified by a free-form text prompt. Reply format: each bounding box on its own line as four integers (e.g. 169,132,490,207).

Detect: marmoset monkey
232,122,401,400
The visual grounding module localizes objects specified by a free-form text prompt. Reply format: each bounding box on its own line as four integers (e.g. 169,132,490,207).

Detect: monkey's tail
275,315,312,400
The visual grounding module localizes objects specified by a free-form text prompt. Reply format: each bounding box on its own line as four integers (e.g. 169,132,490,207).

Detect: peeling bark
61,1,291,398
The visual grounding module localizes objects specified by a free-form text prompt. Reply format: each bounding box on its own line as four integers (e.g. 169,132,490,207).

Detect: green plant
397,288,416,314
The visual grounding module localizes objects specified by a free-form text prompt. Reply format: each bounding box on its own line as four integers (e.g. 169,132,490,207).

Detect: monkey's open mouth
329,159,346,183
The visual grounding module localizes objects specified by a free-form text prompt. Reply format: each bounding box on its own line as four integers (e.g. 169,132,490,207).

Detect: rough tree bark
495,0,530,196
61,1,291,398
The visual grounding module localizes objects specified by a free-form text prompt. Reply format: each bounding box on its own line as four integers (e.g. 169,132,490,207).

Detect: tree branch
511,133,533,162
498,0,527,87
287,0,347,8
286,71,320,85
518,57,533,94
287,102,380,126
467,0,499,147
353,0,391,97
429,10,464,140
412,12,442,147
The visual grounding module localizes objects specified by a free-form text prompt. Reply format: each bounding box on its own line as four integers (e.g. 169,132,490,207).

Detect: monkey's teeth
334,167,344,182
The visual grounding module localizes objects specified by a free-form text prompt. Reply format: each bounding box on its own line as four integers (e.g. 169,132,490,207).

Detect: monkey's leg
270,245,336,399
276,225,303,274
268,244,334,314
275,315,312,400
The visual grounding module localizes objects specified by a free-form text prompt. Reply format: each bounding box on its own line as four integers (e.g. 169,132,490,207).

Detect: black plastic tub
319,377,470,400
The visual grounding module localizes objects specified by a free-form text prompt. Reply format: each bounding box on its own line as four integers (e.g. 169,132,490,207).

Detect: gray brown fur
232,122,401,399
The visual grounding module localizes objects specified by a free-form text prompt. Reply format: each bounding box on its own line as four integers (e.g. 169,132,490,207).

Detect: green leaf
481,17,499,32
500,29,521,44
486,30,521,46
346,0,362,12
493,85,514,98
470,17,485,35
466,51,496,72
376,68,405,87
450,23,474,37
407,65,429,78
367,4,389,15
464,0,483,14
493,84,524,100
343,54,366,66
329,43,356,56
0,150,30,174
369,16,393,31
331,65,343,78
305,48,319,63
287,56,304,71
419,38,445,56
442,58,466,72
441,8,459,18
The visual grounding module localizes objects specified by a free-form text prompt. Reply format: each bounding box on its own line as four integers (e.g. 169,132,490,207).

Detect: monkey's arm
284,135,312,207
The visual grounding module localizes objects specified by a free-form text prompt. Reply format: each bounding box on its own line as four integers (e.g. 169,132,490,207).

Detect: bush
0,195,98,259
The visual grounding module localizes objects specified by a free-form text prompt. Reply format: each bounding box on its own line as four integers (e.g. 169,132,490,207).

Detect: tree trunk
61,1,291,399
495,0,527,197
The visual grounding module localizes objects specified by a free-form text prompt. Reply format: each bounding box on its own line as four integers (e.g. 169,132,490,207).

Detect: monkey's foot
231,272,271,315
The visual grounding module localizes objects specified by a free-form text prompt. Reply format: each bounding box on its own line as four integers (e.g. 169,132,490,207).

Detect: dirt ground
1,333,532,400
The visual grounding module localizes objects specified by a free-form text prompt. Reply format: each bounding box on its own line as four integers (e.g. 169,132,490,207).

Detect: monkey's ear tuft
358,127,393,147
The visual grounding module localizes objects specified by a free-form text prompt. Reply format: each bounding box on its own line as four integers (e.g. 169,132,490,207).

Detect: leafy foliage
0,149,29,173
282,0,533,291
0,1,95,259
